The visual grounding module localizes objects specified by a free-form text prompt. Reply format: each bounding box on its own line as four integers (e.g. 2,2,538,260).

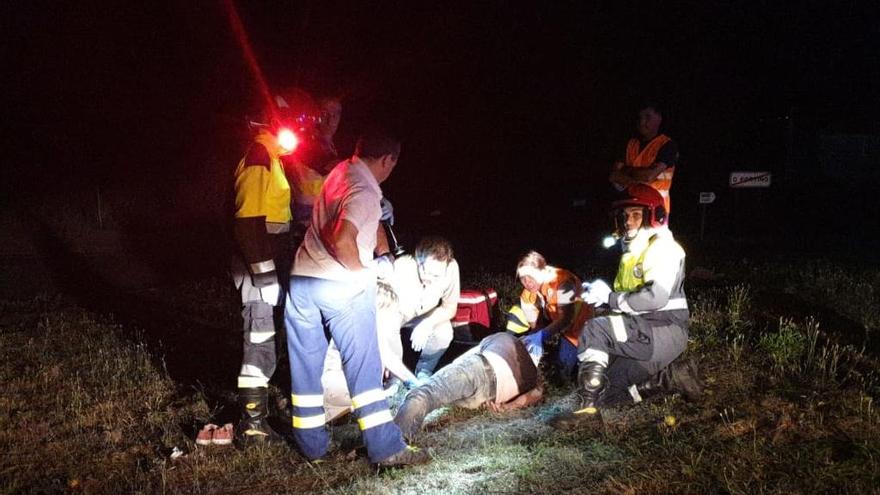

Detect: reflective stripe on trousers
285,275,406,463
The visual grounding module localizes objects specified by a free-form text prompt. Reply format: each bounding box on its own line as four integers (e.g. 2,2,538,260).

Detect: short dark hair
355,131,401,160
415,236,454,263
638,100,663,116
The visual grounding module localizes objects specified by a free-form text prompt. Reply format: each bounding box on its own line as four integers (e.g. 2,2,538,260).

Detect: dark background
5,1,880,281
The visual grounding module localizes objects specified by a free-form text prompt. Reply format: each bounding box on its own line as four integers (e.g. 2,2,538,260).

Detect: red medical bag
452,289,498,343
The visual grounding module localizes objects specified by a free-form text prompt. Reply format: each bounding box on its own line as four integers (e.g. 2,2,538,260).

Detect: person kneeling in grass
394,332,544,440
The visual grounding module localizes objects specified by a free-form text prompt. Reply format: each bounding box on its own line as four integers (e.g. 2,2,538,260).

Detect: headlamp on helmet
247,90,323,154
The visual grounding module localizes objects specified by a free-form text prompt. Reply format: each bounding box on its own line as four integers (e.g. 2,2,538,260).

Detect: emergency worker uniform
624,134,678,212
519,268,592,379
578,226,688,405
285,157,407,463
230,129,292,438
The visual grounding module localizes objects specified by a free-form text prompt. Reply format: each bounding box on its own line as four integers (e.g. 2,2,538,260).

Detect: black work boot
637,357,705,402
236,387,284,445
665,357,705,401
376,445,430,468
549,362,607,430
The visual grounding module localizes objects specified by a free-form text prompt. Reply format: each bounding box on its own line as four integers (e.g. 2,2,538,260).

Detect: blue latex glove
520,330,546,364
380,197,395,225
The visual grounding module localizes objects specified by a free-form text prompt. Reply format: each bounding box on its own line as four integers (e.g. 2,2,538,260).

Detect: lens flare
277,129,299,152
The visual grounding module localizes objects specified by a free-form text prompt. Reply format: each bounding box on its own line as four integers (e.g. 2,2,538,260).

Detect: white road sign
729,171,771,188
699,192,716,204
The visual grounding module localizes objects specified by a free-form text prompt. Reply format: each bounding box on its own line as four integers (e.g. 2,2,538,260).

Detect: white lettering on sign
699,192,716,204
729,171,772,188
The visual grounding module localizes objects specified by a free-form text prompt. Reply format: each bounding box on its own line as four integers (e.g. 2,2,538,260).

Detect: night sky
6,1,880,269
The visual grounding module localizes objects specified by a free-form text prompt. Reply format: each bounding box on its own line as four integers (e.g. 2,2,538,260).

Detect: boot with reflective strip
236,387,284,445
549,361,607,430
637,357,705,402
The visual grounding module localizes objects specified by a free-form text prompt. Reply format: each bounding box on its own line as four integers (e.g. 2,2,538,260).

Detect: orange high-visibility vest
625,134,675,212
520,268,593,347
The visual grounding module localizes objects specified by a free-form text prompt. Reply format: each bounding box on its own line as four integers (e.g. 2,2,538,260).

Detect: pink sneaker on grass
196,424,218,446
212,423,234,446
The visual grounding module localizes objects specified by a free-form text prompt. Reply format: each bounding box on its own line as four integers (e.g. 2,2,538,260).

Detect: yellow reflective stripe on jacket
506,305,530,334
357,410,393,431
292,414,326,429
351,389,386,410
234,131,292,224
290,394,324,408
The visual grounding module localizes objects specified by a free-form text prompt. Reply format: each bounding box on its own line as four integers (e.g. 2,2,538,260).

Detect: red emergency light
277,128,299,152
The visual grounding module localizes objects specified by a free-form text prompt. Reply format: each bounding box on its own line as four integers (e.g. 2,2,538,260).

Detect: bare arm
418,261,460,323
375,223,391,256
502,385,544,411
321,218,364,271
486,382,545,413
542,302,574,337
377,334,417,383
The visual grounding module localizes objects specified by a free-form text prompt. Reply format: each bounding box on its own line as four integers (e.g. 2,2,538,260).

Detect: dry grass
2,258,880,494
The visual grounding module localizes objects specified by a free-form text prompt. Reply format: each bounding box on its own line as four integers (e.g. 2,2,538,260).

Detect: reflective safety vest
625,134,675,212
520,268,593,347
613,229,687,314
234,130,292,226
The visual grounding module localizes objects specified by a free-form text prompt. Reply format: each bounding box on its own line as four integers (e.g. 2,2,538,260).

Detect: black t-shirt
478,333,539,395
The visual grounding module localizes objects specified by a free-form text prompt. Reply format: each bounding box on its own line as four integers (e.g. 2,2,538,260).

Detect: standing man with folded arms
609,102,679,215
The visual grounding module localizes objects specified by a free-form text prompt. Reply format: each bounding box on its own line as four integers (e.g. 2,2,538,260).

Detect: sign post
699,192,715,241
728,171,771,238
729,171,772,188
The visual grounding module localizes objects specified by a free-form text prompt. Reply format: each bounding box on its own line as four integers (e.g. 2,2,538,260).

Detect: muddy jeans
394,353,495,440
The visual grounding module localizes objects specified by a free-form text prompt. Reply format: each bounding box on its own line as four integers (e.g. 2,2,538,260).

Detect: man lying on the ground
393,332,544,440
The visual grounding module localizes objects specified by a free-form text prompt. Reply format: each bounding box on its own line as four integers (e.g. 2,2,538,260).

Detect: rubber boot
637,357,705,402
549,361,607,430
236,387,284,445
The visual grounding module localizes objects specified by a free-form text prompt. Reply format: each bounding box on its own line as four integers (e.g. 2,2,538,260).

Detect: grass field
1,257,879,494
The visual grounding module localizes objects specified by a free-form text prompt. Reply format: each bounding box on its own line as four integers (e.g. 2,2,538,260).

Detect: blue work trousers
285,275,406,462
